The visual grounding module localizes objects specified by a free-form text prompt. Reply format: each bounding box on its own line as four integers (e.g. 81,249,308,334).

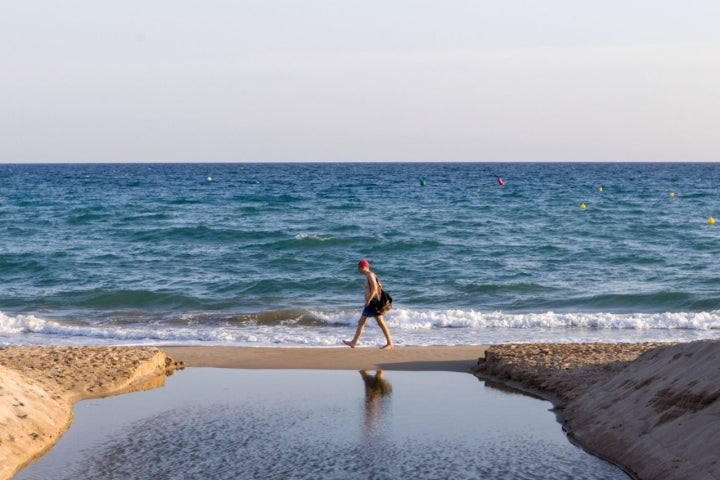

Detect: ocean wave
547,292,720,312
232,193,306,204
294,233,337,242
128,225,247,243
115,212,173,224
0,255,47,274
51,289,205,310
0,311,263,345
2,309,718,348
381,309,720,331
457,282,558,295
177,309,327,327
65,206,112,225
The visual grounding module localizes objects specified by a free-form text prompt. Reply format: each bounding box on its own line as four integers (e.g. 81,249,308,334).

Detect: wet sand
161,345,485,372
2,342,718,480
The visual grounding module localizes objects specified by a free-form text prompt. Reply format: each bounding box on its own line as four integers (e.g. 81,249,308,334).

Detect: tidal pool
17,369,628,479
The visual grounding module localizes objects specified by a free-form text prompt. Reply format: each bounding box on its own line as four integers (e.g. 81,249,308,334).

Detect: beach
2,342,719,479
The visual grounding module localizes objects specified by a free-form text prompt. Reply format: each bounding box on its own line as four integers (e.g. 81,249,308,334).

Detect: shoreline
2,342,718,480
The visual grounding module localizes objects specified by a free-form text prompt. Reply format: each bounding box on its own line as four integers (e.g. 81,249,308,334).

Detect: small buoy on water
420,178,426,187
580,203,587,210
598,186,603,192
708,217,715,225
207,176,213,182
669,192,675,198
497,177,505,186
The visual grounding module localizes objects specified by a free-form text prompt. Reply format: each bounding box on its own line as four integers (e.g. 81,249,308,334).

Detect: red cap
357,259,369,269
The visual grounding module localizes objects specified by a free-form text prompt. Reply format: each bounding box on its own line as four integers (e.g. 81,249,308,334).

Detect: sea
2,162,720,348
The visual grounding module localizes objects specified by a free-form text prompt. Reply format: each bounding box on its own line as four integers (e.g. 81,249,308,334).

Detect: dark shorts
362,304,377,318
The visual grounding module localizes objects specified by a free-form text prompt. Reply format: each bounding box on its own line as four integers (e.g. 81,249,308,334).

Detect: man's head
357,259,370,271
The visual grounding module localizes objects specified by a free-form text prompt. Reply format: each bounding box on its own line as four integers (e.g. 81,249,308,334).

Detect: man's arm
365,275,380,304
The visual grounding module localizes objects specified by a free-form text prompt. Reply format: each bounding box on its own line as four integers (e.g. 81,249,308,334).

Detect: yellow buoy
580,203,587,210
708,217,715,225
669,192,675,198
598,186,603,192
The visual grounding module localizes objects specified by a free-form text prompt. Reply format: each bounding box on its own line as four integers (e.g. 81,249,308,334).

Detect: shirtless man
343,259,394,349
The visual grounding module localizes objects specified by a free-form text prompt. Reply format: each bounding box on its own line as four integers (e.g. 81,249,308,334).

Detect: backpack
372,287,393,316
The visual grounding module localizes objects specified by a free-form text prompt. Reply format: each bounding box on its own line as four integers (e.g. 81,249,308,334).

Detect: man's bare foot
343,340,356,348
380,343,394,350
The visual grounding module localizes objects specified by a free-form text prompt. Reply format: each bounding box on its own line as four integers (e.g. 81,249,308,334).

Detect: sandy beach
2,342,719,479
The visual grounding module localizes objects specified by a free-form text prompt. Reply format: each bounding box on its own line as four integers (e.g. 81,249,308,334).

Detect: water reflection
359,370,393,435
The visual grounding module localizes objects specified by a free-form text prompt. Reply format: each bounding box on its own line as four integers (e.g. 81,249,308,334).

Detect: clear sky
2,1,719,163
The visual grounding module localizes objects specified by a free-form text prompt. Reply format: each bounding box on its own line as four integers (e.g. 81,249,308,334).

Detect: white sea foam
0,312,47,334
2,309,719,347
294,233,335,241
383,309,720,331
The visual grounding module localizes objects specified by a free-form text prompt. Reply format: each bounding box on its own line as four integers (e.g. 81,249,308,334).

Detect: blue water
2,162,720,346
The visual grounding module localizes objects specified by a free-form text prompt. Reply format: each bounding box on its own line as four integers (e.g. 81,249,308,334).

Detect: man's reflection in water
359,370,393,436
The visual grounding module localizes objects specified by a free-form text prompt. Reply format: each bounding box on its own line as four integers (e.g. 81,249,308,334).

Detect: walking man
343,259,394,349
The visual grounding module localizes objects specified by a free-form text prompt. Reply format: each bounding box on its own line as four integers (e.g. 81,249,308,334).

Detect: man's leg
343,316,369,348
375,315,394,349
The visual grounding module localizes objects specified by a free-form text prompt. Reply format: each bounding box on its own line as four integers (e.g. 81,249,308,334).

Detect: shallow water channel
17,369,628,479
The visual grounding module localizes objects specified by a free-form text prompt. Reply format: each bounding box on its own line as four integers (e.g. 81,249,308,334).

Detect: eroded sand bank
0,346,176,480
475,341,720,480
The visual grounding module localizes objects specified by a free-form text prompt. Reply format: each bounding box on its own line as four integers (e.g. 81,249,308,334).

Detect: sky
2,1,719,163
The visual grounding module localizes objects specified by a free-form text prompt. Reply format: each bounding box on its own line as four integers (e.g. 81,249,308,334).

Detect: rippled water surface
17,369,629,480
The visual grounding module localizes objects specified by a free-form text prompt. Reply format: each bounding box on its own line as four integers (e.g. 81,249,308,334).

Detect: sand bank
475,341,720,480
0,346,175,480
